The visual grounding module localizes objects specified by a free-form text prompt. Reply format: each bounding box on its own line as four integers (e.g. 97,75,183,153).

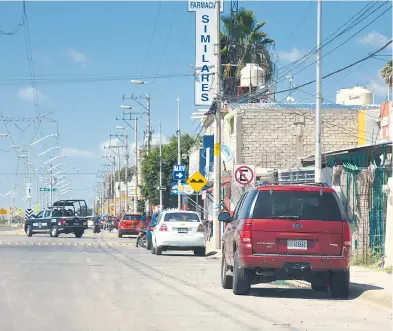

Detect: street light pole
213,0,222,250
177,97,181,210
315,0,323,183
159,121,163,210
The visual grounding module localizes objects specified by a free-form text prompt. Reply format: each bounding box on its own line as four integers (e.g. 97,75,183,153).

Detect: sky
0,1,391,210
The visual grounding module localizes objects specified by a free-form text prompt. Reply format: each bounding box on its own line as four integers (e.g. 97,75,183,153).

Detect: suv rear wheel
311,283,327,292
194,247,206,257
50,225,59,238
232,250,251,295
331,269,350,298
221,253,233,289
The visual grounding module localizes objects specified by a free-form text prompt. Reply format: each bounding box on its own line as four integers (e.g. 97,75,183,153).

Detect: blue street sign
170,182,187,196
173,164,186,181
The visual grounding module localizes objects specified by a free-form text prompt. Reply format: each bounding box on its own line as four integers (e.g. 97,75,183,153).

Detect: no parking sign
234,165,256,187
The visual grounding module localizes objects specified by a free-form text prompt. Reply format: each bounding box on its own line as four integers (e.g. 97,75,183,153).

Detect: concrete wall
238,109,359,169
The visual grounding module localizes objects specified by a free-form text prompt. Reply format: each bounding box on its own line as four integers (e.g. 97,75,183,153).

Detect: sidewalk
286,266,392,308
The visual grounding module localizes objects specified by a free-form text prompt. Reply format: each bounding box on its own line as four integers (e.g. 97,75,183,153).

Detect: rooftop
228,102,381,111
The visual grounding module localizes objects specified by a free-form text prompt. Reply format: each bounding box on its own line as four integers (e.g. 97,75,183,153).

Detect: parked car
146,212,160,250
117,213,142,237
219,184,351,298
151,210,206,256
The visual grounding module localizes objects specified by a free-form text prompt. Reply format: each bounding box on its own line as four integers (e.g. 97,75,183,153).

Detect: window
232,192,248,220
44,210,51,218
252,191,344,221
164,212,200,222
229,117,234,135
123,215,141,220
35,211,43,218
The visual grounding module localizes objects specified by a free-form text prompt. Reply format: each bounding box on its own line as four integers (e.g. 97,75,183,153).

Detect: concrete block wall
240,109,359,169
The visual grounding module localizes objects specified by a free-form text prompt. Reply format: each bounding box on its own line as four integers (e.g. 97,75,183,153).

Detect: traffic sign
25,208,34,220
221,145,234,162
157,186,167,191
173,164,186,180
18,208,23,217
181,184,195,195
234,165,255,187
186,171,208,193
0,209,6,215
40,188,56,192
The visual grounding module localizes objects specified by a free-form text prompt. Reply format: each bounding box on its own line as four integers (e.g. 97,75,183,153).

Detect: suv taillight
343,221,351,246
240,219,252,243
159,224,168,232
197,224,205,232
342,221,351,255
61,218,66,226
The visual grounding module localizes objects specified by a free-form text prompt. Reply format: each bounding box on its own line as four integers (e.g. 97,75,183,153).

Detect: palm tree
220,8,275,98
380,60,392,87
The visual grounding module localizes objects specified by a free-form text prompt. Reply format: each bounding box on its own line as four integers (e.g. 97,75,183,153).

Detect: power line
277,3,392,84
140,0,162,78
276,1,382,75
228,39,392,102
152,7,177,85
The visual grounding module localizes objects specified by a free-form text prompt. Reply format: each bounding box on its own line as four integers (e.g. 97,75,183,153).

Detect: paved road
0,231,391,331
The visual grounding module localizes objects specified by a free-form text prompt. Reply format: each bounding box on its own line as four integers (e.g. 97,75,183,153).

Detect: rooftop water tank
336,86,373,106
240,63,265,88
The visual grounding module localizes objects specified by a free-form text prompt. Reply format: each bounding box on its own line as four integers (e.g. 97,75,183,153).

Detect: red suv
118,213,142,237
219,184,351,298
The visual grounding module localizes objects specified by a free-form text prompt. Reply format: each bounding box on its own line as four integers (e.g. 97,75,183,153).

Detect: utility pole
134,117,138,213
146,93,151,153
315,0,323,183
213,0,222,250
177,97,181,210
125,133,129,212
50,165,53,207
159,121,163,210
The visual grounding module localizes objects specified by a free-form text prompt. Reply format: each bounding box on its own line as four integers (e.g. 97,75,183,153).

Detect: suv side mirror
218,212,231,223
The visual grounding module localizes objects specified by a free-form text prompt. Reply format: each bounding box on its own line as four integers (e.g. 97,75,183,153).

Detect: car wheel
156,246,162,255
331,269,350,299
50,226,59,238
221,252,233,289
151,242,156,254
232,250,251,295
117,230,122,238
75,231,83,238
193,247,206,257
26,225,33,237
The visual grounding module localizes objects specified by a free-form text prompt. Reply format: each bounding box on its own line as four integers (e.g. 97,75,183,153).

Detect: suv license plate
287,239,307,250
178,228,188,233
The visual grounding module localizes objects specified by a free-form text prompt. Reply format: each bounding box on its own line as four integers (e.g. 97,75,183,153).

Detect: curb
283,280,392,308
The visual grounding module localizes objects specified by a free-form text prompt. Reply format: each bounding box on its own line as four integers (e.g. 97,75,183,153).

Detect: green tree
220,8,275,97
380,60,392,87
140,133,201,208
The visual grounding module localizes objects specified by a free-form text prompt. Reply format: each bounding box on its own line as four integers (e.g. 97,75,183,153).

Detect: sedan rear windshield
164,213,200,222
123,215,141,220
252,191,344,221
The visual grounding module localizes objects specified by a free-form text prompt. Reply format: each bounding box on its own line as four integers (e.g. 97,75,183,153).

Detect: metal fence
338,164,389,265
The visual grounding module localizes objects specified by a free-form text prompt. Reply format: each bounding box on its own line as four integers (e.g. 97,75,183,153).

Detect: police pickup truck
24,199,88,238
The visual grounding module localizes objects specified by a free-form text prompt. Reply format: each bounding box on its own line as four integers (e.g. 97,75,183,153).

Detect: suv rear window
164,213,200,222
123,215,141,220
252,190,344,221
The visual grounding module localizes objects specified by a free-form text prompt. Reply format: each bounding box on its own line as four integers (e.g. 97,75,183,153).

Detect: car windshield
252,191,344,221
164,213,200,222
123,215,141,220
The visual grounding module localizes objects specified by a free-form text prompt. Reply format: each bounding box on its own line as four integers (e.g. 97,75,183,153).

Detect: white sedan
151,210,206,256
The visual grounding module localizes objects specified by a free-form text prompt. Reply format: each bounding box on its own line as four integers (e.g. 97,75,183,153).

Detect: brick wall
239,109,359,169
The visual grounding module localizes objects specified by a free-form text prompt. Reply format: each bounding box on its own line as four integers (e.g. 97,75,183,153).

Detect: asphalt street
0,230,391,331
